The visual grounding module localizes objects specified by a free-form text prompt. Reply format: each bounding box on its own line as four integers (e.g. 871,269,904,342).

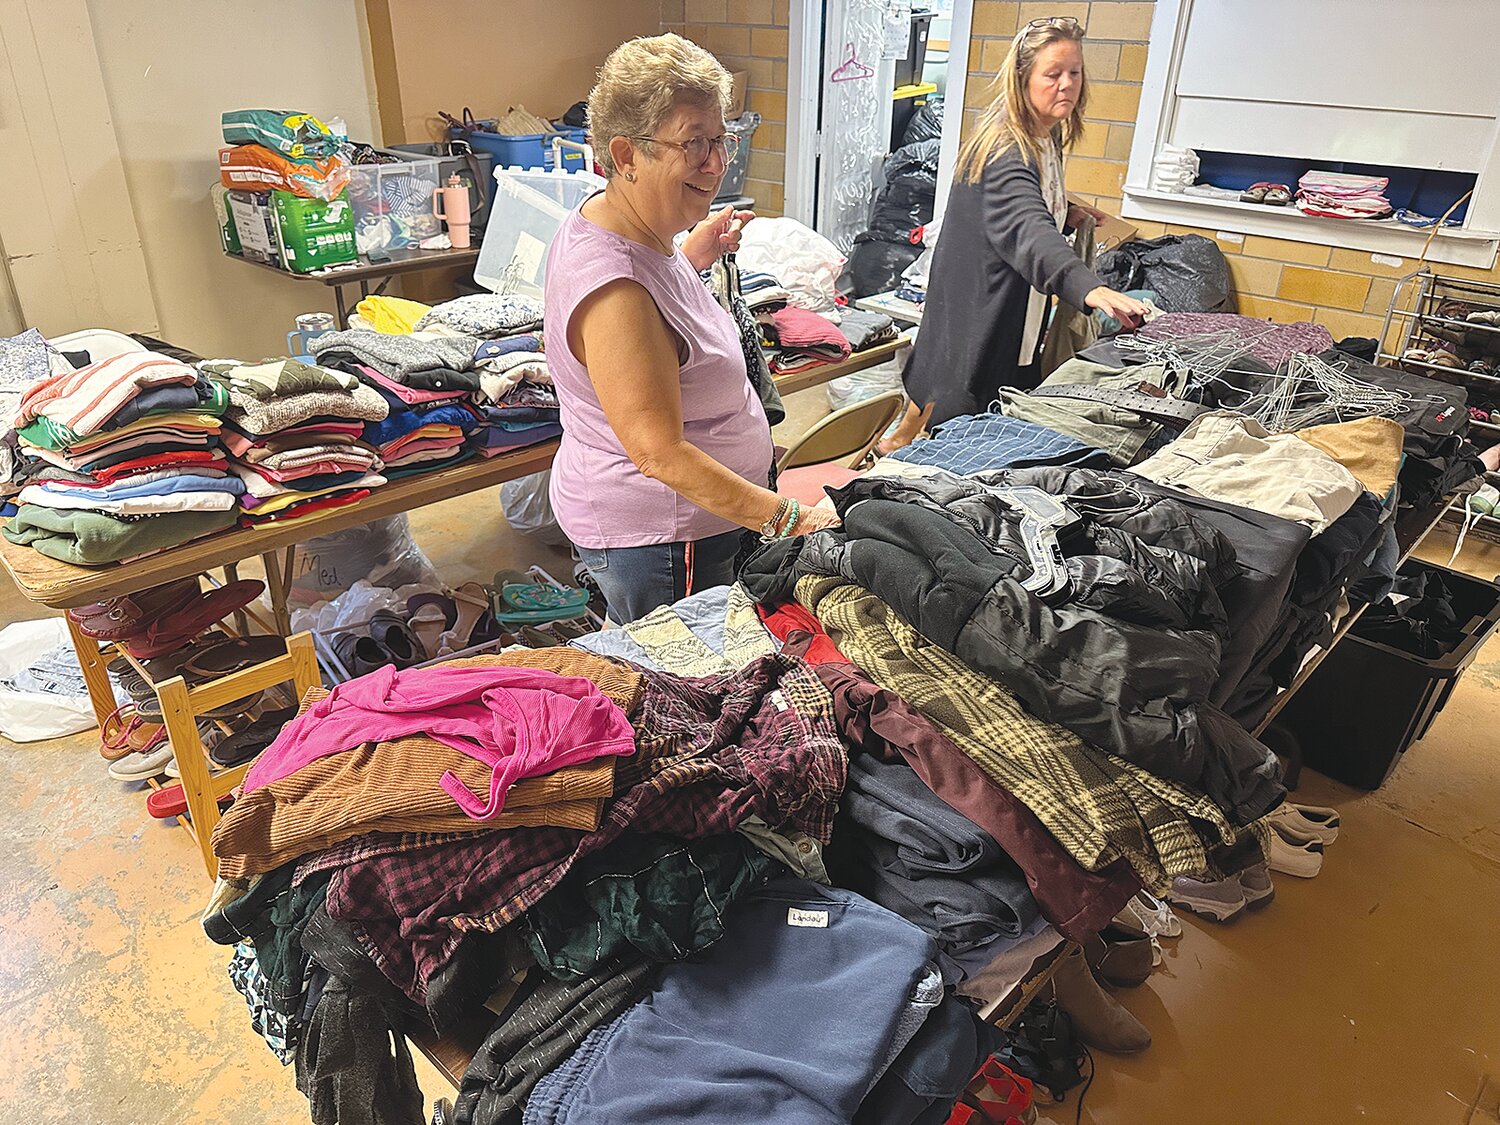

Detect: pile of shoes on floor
1168,802,1341,921
326,569,603,677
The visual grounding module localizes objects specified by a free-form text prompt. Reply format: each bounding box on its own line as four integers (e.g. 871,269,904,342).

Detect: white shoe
1268,831,1324,878
107,742,175,781
1121,890,1183,939
1271,803,1339,845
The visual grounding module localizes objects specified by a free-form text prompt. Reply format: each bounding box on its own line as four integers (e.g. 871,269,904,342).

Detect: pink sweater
243,664,637,819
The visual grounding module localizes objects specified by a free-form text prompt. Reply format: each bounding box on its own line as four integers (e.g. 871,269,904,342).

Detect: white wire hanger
830,42,875,82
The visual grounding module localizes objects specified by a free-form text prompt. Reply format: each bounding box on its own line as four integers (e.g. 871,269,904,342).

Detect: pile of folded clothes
3,351,241,565
1294,172,1393,220
315,293,560,466
738,268,794,314
759,306,852,375
207,358,389,527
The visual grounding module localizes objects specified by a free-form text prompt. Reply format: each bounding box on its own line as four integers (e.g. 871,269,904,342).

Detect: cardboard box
728,71,748,119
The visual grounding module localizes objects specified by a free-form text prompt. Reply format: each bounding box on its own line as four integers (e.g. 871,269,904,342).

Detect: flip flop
209,705,298,767
145,783,235,820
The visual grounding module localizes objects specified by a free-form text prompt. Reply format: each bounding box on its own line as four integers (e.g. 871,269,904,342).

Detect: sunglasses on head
1026,15,1083,31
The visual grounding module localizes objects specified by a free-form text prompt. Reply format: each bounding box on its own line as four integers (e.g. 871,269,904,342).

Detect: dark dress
902,145,1104,426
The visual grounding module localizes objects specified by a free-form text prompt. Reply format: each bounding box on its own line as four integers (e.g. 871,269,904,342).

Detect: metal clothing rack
1379,268,1500,528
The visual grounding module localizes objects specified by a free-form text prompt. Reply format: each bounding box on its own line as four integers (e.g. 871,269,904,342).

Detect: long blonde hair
957,19,1088,183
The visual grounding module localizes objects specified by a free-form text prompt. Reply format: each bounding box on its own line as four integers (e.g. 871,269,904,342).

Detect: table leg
65,614,116,730
224,561,250,636
261,548,293,635
334,284,350,328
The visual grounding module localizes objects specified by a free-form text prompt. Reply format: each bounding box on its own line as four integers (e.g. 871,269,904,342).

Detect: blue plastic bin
447,125,588,172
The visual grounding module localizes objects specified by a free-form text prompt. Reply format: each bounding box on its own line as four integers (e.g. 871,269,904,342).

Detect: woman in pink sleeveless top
545,33,840,623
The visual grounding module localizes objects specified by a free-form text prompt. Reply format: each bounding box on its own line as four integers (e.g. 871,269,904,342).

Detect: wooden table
227,245,483,326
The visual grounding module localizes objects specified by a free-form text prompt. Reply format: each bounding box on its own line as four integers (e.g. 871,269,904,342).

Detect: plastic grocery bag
289,514,441,606
501,470,570,546
0,618,124,742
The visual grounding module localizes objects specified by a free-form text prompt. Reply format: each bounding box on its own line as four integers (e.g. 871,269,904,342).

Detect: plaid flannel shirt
797,577,1259,893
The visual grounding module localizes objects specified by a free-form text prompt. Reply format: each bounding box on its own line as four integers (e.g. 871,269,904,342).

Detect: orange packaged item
218,144,351,202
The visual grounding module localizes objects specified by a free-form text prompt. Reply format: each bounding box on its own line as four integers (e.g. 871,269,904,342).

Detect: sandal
406,594,456,661
209,705,298,767
1262,183,1291,206
437,582,493,656
108,740,176,781
1239,183,1269,204
145,783,235,820
99,704,167,762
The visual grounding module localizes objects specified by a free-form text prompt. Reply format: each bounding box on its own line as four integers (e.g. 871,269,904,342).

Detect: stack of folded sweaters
209,358,389,526
313,294,560,468
759,306,852,375
3,352,241,565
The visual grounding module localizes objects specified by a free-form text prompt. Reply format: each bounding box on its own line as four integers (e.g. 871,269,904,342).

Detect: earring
625,173,636,182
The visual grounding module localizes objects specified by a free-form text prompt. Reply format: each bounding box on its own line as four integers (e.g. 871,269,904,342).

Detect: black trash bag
869,176,936,237
847,229,924,297
1097,233,1232,313
560,101,588,128
901,95,944,146
883,138,941,184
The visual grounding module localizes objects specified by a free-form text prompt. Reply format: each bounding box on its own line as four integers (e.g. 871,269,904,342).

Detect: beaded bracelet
777,498,801,539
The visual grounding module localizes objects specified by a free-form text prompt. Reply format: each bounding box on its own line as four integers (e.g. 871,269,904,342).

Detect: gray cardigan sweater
902,146,1104,426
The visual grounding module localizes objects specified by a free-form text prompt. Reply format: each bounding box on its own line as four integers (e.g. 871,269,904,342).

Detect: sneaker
1238,862,1276,909
1270,803,1339,846
1167,874,1247,922
1268,832,1324,878
1469,484,1500,517
107,741,175,781
1121,889,1183,939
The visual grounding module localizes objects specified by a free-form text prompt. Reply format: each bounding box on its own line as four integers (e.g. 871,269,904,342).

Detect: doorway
785,0,974,249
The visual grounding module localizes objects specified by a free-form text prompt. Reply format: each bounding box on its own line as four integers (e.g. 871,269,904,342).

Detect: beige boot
1050,945,1151,1054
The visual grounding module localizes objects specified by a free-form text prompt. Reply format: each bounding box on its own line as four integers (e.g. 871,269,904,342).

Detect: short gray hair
588,33,731,177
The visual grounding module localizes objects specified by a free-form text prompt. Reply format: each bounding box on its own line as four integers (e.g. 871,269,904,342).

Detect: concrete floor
1,403,1496,1123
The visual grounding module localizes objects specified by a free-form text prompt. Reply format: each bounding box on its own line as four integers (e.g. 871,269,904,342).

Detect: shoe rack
1379,268,1500,530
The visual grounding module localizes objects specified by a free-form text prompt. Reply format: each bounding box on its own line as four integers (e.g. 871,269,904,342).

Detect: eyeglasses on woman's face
629,132,741,168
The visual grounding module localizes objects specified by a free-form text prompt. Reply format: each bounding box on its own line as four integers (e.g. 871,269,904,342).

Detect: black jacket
742,466,1284,823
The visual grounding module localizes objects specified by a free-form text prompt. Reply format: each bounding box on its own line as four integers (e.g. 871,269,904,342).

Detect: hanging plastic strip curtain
820,0,890,254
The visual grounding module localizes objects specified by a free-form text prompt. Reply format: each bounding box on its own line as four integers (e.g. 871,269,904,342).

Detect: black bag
846,230,924,298
1097,234,1232,313
901,95,944,146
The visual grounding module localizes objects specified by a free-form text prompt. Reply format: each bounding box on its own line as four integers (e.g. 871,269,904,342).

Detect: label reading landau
787,907,828,928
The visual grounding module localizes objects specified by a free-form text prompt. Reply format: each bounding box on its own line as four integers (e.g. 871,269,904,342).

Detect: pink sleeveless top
544,200,772,549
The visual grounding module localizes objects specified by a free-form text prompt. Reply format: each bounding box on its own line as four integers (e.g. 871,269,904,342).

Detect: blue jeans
575,529,743,624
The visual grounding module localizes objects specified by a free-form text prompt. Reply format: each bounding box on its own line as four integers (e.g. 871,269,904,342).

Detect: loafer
120,580,266,658
108,741,176,781
369,611,422,668
68,577,202,641
332,631,394,679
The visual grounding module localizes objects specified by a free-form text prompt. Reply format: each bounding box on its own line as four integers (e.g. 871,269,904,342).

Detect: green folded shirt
2,505,237,567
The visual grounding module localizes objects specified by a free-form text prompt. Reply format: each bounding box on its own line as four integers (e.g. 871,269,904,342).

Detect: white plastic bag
501,469,570,546
0,618,124,742
736,217,847,313
827,352,908,413
290,514,440,606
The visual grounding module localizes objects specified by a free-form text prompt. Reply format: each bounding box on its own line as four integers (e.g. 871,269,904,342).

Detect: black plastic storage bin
1270,559,1500,789
893,10,935,88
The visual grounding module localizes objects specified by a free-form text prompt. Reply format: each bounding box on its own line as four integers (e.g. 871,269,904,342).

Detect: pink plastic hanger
830,42,875,82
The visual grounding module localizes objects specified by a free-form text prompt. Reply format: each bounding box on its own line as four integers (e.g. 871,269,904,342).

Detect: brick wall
965,0,1500,341
661,0,792,215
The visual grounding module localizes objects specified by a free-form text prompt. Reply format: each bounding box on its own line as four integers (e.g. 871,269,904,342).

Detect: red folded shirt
237,488,371,526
